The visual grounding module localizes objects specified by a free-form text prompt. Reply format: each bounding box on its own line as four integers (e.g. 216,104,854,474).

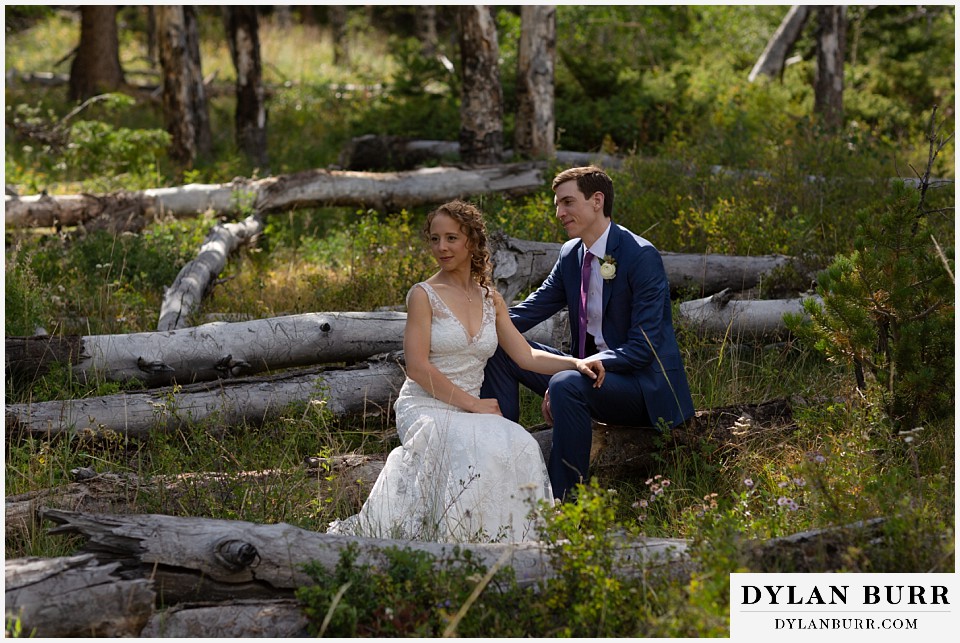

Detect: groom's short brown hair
552,166,614,218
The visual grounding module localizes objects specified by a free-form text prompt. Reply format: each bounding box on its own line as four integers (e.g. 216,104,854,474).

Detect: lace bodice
397,282,498,402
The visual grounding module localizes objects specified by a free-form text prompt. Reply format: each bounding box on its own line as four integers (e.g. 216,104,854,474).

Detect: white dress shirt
584,222,611,353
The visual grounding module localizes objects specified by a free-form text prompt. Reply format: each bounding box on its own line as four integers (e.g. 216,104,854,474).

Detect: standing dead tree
458,6,504,165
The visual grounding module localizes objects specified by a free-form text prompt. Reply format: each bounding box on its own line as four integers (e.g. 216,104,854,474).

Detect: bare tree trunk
458,6,504,165
329,6,349,66
158,213,264,331
68,6,125,101
156,5,212,168
748,5,811,82
414,5,439,57
814,5,846,130
514,5,556,160
223,6,269,171
145,6,157,67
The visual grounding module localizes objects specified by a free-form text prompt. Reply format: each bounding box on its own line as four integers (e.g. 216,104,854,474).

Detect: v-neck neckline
422,282,484,342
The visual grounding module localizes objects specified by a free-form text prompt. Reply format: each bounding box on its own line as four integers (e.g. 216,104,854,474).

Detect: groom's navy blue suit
481,222,695,500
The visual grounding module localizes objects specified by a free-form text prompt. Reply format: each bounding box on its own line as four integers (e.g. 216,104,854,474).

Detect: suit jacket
509,222,695,428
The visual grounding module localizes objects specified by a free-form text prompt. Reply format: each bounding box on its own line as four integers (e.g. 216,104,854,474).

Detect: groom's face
553,180,606,242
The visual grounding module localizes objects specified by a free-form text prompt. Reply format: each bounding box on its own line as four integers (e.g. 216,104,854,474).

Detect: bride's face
428,213,472,273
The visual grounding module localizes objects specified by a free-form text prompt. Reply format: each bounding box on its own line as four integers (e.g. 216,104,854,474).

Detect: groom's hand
541,390,553,426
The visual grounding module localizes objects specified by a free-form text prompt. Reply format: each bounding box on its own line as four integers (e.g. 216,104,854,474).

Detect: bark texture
223,6,269,170
6,311,565,389
814,6,846,130
5,554,155,637
68,6,125,101
514,5,556,159
157,213,264,331
156,6,212,167
5,164,550,229
36,509,690,604
748,5,811,81
5,359,407,438
677,290,822,339
458,6,504,165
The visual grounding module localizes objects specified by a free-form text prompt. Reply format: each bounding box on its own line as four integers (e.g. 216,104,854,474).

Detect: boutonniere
599,255,617,280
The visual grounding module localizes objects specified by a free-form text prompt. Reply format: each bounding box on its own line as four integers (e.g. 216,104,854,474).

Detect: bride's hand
471,397,503,416
576,358,605,388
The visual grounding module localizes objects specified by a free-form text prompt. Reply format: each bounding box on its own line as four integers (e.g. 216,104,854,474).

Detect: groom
481,166,695,501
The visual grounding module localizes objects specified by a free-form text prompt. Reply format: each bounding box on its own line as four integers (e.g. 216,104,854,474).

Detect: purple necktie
578,250,593,358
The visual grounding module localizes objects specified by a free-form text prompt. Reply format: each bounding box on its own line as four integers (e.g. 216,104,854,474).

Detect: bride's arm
493,292,604,387
404,286,502,414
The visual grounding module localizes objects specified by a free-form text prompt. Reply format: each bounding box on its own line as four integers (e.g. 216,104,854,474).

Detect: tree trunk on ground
677,290,822,339
330,6,349,66
4,554,155,637
458,6,504,165
35,509,690,604
156,5,212,168
68,6,125,101
9,512,883,636
814,6,846,130
5,311,567,389
514,5,556,160
5,358,407,438
5,455,386,540
748,5,811,82
489,232,819,303
7,312,407,387
157,213,264,331
4,164,550,229
6,398,800,541
223,6,269,171
337,136,622,172
140,599,309,638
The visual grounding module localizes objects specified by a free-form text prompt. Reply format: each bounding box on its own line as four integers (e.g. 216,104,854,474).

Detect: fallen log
6,398,798,542
337,134,624,171
139,599,310,638
489,232,819,302
36,509,691,605
5,358,406,438
677,290,822,339
4,553,155,637
157,213,264,331
8,512,886,637
4,163,550,229
5,311,567,388
5,455,387,540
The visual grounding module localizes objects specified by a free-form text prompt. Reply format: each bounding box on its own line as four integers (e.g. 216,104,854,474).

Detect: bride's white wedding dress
327,282,553,543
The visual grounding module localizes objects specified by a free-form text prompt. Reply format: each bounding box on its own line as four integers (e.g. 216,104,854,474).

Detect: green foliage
787,179,954,428
4,246,48,336
6,95,170,192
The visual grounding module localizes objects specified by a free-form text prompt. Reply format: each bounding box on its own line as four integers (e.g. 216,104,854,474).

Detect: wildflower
632,499,648,509
661,479,671,488
792,477,806,487
778,481,789,488
777,496,790,506
744,478,754,488
805,450,826,463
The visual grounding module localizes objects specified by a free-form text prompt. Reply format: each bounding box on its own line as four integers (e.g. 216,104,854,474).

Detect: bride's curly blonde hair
423,200,493,294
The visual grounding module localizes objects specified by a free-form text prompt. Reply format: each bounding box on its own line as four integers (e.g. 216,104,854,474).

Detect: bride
327,200,604,543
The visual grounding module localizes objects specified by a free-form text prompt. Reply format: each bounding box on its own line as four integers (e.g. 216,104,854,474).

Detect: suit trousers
480,342,652,501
